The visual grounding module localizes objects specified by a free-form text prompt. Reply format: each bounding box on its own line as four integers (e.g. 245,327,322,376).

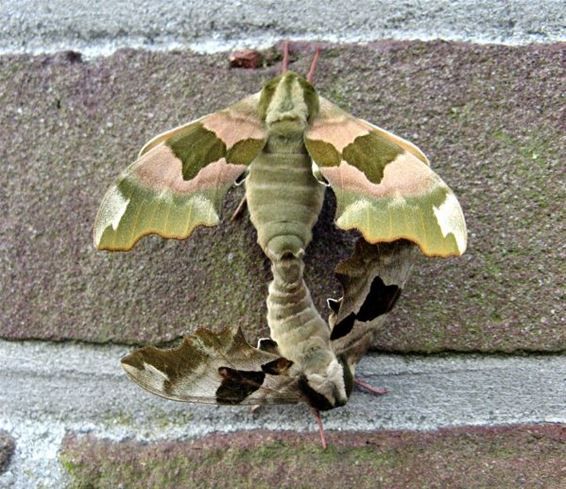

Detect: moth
94,43,467,446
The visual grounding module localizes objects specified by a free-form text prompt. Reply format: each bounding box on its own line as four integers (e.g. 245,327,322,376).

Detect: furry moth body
266,258,352,410
95,54,467,411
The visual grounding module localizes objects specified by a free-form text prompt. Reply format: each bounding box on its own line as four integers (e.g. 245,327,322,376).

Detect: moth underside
94,42,467,445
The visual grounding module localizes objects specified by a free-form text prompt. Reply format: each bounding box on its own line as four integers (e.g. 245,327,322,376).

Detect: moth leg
354,378,388,396
230,195,247,221
311,408,328,449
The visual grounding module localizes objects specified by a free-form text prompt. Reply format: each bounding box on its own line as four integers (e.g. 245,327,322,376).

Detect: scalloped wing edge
331,240,416,365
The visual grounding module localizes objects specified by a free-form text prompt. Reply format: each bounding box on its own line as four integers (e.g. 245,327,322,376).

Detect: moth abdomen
266,258,327,336
246,151,324,260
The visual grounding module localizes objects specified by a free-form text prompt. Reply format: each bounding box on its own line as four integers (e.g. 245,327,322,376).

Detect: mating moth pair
94,44,467,444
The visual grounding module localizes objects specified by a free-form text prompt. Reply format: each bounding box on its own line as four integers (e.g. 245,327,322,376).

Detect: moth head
258,72,320,135
298,354,353,411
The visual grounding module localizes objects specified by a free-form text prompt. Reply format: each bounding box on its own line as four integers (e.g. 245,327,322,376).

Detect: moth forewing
304,97,467,258
93,95,267,251
330,240,417,365
138,93,265,157
360,114,430,165
121,326,303,405
137,114,206,158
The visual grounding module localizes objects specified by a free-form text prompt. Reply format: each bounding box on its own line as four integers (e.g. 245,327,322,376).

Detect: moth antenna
312,408,327,449
281,40,289,73
306,47,321,83
355,378,388,396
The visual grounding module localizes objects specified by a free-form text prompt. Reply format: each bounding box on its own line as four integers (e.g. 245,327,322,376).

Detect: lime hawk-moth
94,44,467,445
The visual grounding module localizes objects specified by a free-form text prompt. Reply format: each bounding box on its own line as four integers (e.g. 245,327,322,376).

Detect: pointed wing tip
120,360,137,377
121,355,145,385
138,144,151,158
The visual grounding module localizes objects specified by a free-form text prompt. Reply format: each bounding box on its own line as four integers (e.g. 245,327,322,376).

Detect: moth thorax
264,133,306,154
261,72,318,134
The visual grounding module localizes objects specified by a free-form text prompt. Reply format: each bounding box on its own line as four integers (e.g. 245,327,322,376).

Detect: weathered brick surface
60,425,566,488
1,41,564,351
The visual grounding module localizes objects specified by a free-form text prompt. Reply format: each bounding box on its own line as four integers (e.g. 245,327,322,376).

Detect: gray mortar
0,0,565,57
1,340,565,488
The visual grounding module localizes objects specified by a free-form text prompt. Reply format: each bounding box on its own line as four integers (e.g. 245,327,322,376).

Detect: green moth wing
121,326,300,405
94,93,267,251
304,97,467,257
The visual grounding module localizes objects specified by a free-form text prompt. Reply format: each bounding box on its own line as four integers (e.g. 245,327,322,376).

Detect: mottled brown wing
330,239,416,366
121,326,301,405
305,97,467,257
94,93,266,251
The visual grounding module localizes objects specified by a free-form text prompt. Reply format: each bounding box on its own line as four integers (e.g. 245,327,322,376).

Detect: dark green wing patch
226,138,266,165
167,123,266,180
304,139,341,167
341,133,403,184
167,125,226,180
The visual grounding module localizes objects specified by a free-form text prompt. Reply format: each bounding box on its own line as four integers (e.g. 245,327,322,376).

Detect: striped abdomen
245,150,325,261
266,256,348,409
265,257,330,358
